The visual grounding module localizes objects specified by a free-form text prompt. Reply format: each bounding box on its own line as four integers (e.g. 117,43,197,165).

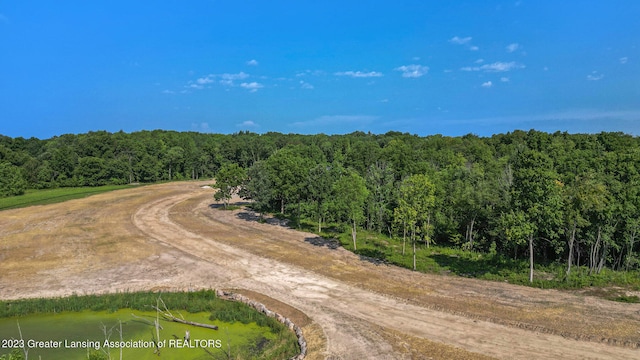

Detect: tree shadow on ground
304,236,339,250
208,201,251,209
234,210,291,227
354,248,389,266
430,253,508,277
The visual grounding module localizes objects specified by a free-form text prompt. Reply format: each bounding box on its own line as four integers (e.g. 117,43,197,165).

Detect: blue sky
1,1,639,139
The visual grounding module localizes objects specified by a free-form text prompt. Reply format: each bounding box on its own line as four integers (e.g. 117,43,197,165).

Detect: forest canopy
1,129,639,277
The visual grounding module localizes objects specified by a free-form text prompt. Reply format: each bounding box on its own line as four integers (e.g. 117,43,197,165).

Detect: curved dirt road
2,182,640,359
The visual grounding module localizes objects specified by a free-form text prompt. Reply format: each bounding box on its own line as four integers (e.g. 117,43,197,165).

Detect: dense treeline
2,129,640,279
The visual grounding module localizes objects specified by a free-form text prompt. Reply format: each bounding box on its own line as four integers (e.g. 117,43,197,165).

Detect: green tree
562,172,607,276
364,161,395,234
264,148,312,214
213,163,246,209
164,146,184,180
332,170,369,250
397,174,436,270
307,163,340,233
508,150,564,282
0,162,27,197
239,161,272,217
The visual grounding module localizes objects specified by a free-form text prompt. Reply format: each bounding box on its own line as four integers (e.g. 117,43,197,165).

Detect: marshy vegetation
0,290,300,360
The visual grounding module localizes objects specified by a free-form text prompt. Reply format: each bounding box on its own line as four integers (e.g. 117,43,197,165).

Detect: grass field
0,185,139,211
287,216,640,299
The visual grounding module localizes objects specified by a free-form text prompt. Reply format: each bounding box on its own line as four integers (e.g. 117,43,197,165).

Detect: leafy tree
264,148,312,214
562,172,607,275
364,161,395,233
239,161,272,217
397,174,435,270
307,163,340,232
164,146,184,180
508,150,564,282
213,163,246,209
0,162,27,197
332,170,369,250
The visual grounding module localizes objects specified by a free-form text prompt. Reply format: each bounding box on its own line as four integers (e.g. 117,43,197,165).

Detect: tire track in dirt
132,185,640,360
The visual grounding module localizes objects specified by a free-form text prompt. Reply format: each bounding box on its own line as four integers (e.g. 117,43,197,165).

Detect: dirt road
1,182,639,359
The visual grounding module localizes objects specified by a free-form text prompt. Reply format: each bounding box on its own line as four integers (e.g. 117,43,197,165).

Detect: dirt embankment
1,182,639,359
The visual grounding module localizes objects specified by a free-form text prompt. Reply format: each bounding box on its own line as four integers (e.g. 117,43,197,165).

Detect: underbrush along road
1,182,639,359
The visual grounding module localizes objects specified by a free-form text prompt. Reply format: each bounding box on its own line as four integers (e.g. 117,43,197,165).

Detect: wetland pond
0,308,280,359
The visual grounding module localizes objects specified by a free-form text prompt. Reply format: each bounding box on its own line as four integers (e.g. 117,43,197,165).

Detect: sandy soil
1,182,639,359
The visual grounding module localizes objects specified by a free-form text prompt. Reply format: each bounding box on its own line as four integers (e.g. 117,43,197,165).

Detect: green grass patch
0,291,299,360
331,228,640,295
0,185,139,211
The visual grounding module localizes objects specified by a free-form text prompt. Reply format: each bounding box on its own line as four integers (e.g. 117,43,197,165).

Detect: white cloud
620,57,628,64
449,36,472,45
469,46,479,51
461,61,525,72
334,71,383,78
236,120,259,128
500,77,510,82
300,81,314,89
394,64,429,78
475,59,485,64
196,75,215,84
162,89,175,94
187,83,204,90
221,72,249,81
246,59,259,66
240,82,264,92
481,81,493,88
586,71,604,81
506,43,520,53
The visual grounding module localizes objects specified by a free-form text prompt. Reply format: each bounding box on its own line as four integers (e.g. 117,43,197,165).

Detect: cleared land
1,181,639,359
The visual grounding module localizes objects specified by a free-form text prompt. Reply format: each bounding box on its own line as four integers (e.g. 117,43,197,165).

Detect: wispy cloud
240,82,264,92
191,122,211,132
291,115,379,128
449,36,478,51
500,77,510,82
196,76,216,85
586,71,604,81
334,71,383,78
449,36,472,45
481,81,493,88
220,72,250,81
461,61,525,72
237,120,259,128
299,81,314,89
246,59,259,66
506,43,520,53
187,72,251,90
162,89,175,94
454,109,640,131
620,57,628,64
394,64,429,78
295,69,324,77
